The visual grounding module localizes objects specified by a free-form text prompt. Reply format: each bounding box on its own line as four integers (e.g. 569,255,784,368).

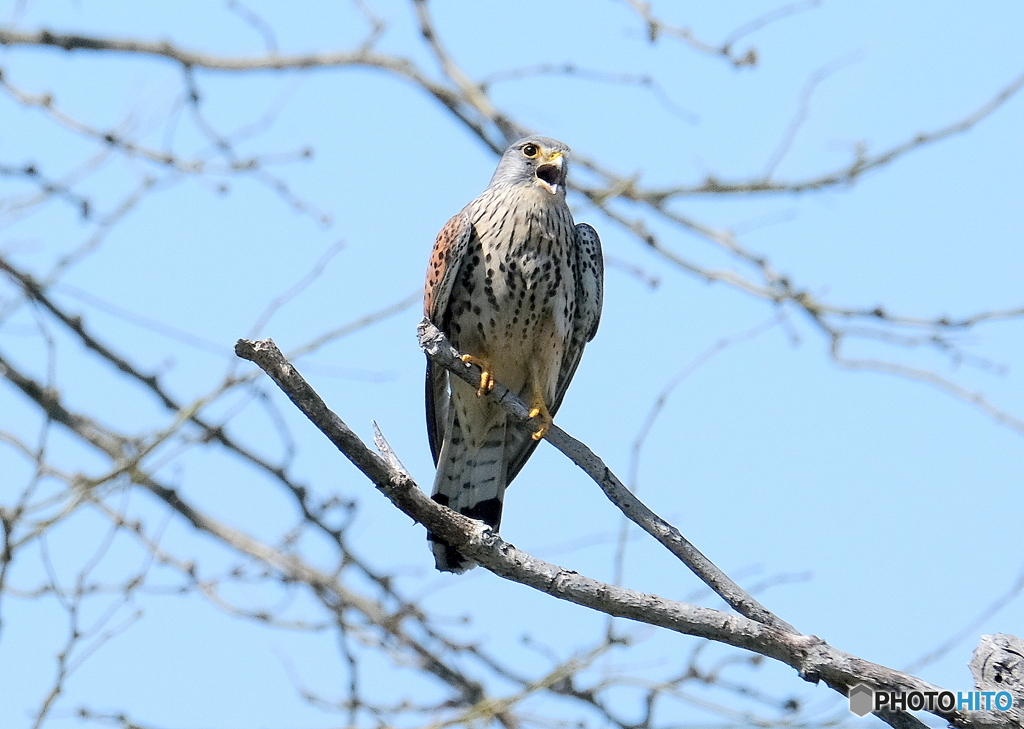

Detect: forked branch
234,334,1009,729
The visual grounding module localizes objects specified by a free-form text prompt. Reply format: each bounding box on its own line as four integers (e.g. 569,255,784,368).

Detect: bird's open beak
535,152,564,194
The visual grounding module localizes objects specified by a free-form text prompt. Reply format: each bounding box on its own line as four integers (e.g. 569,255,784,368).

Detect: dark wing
504,222,604,483
571,224,604,341
424,212,473,465
552,222,603,414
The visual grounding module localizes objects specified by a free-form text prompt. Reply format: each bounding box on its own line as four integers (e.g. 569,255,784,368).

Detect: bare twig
4,24,1021,422
0,347,496,710
614,315,783,591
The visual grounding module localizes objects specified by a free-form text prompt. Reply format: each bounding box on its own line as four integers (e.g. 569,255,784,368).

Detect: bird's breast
447,190,577,377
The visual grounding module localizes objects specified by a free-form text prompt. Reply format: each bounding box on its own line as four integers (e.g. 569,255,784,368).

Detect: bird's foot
528,397,552,441
460,354,494,396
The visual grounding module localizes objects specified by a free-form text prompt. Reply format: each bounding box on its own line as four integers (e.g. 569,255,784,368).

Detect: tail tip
430,538,477,573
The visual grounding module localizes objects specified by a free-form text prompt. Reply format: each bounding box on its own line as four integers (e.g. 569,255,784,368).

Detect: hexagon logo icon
848,683,874,717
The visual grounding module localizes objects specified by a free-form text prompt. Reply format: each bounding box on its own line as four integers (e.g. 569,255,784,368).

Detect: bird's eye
521,143,540,158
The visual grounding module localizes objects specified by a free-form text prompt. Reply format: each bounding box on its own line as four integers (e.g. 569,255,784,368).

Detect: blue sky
2,1,1023,727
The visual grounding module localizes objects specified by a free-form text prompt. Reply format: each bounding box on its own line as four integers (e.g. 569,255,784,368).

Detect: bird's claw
461,354,494,396
528,400,552,441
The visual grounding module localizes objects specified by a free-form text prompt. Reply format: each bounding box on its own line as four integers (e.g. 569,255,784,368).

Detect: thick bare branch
233,334,1004,729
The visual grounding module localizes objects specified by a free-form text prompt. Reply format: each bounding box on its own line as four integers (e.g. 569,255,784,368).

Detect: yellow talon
460,354,494,396
528,400,552,441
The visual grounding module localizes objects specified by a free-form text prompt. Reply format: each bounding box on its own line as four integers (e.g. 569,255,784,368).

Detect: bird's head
489,136,570,196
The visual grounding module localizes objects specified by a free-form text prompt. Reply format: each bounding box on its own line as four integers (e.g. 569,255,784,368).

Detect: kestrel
423,136,604,572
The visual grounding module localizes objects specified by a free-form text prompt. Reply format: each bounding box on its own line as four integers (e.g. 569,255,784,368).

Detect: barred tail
429,412,508,572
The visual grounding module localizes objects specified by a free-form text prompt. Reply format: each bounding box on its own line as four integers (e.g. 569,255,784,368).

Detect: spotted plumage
424,136,604,572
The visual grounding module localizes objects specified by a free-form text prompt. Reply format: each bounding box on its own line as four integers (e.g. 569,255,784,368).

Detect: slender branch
641,65,1024,198
615,316,783,590
415,319,795,634
8,24,1017,201
0,26,512,153
0,347,494,709
620,0,763,67
0,28,402,72
6,10,1019,726
232,335,987,729
5,23,1021,397
831,347,1024,435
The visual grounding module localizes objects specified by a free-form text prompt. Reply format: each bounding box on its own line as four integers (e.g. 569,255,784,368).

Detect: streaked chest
464,186,576,304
